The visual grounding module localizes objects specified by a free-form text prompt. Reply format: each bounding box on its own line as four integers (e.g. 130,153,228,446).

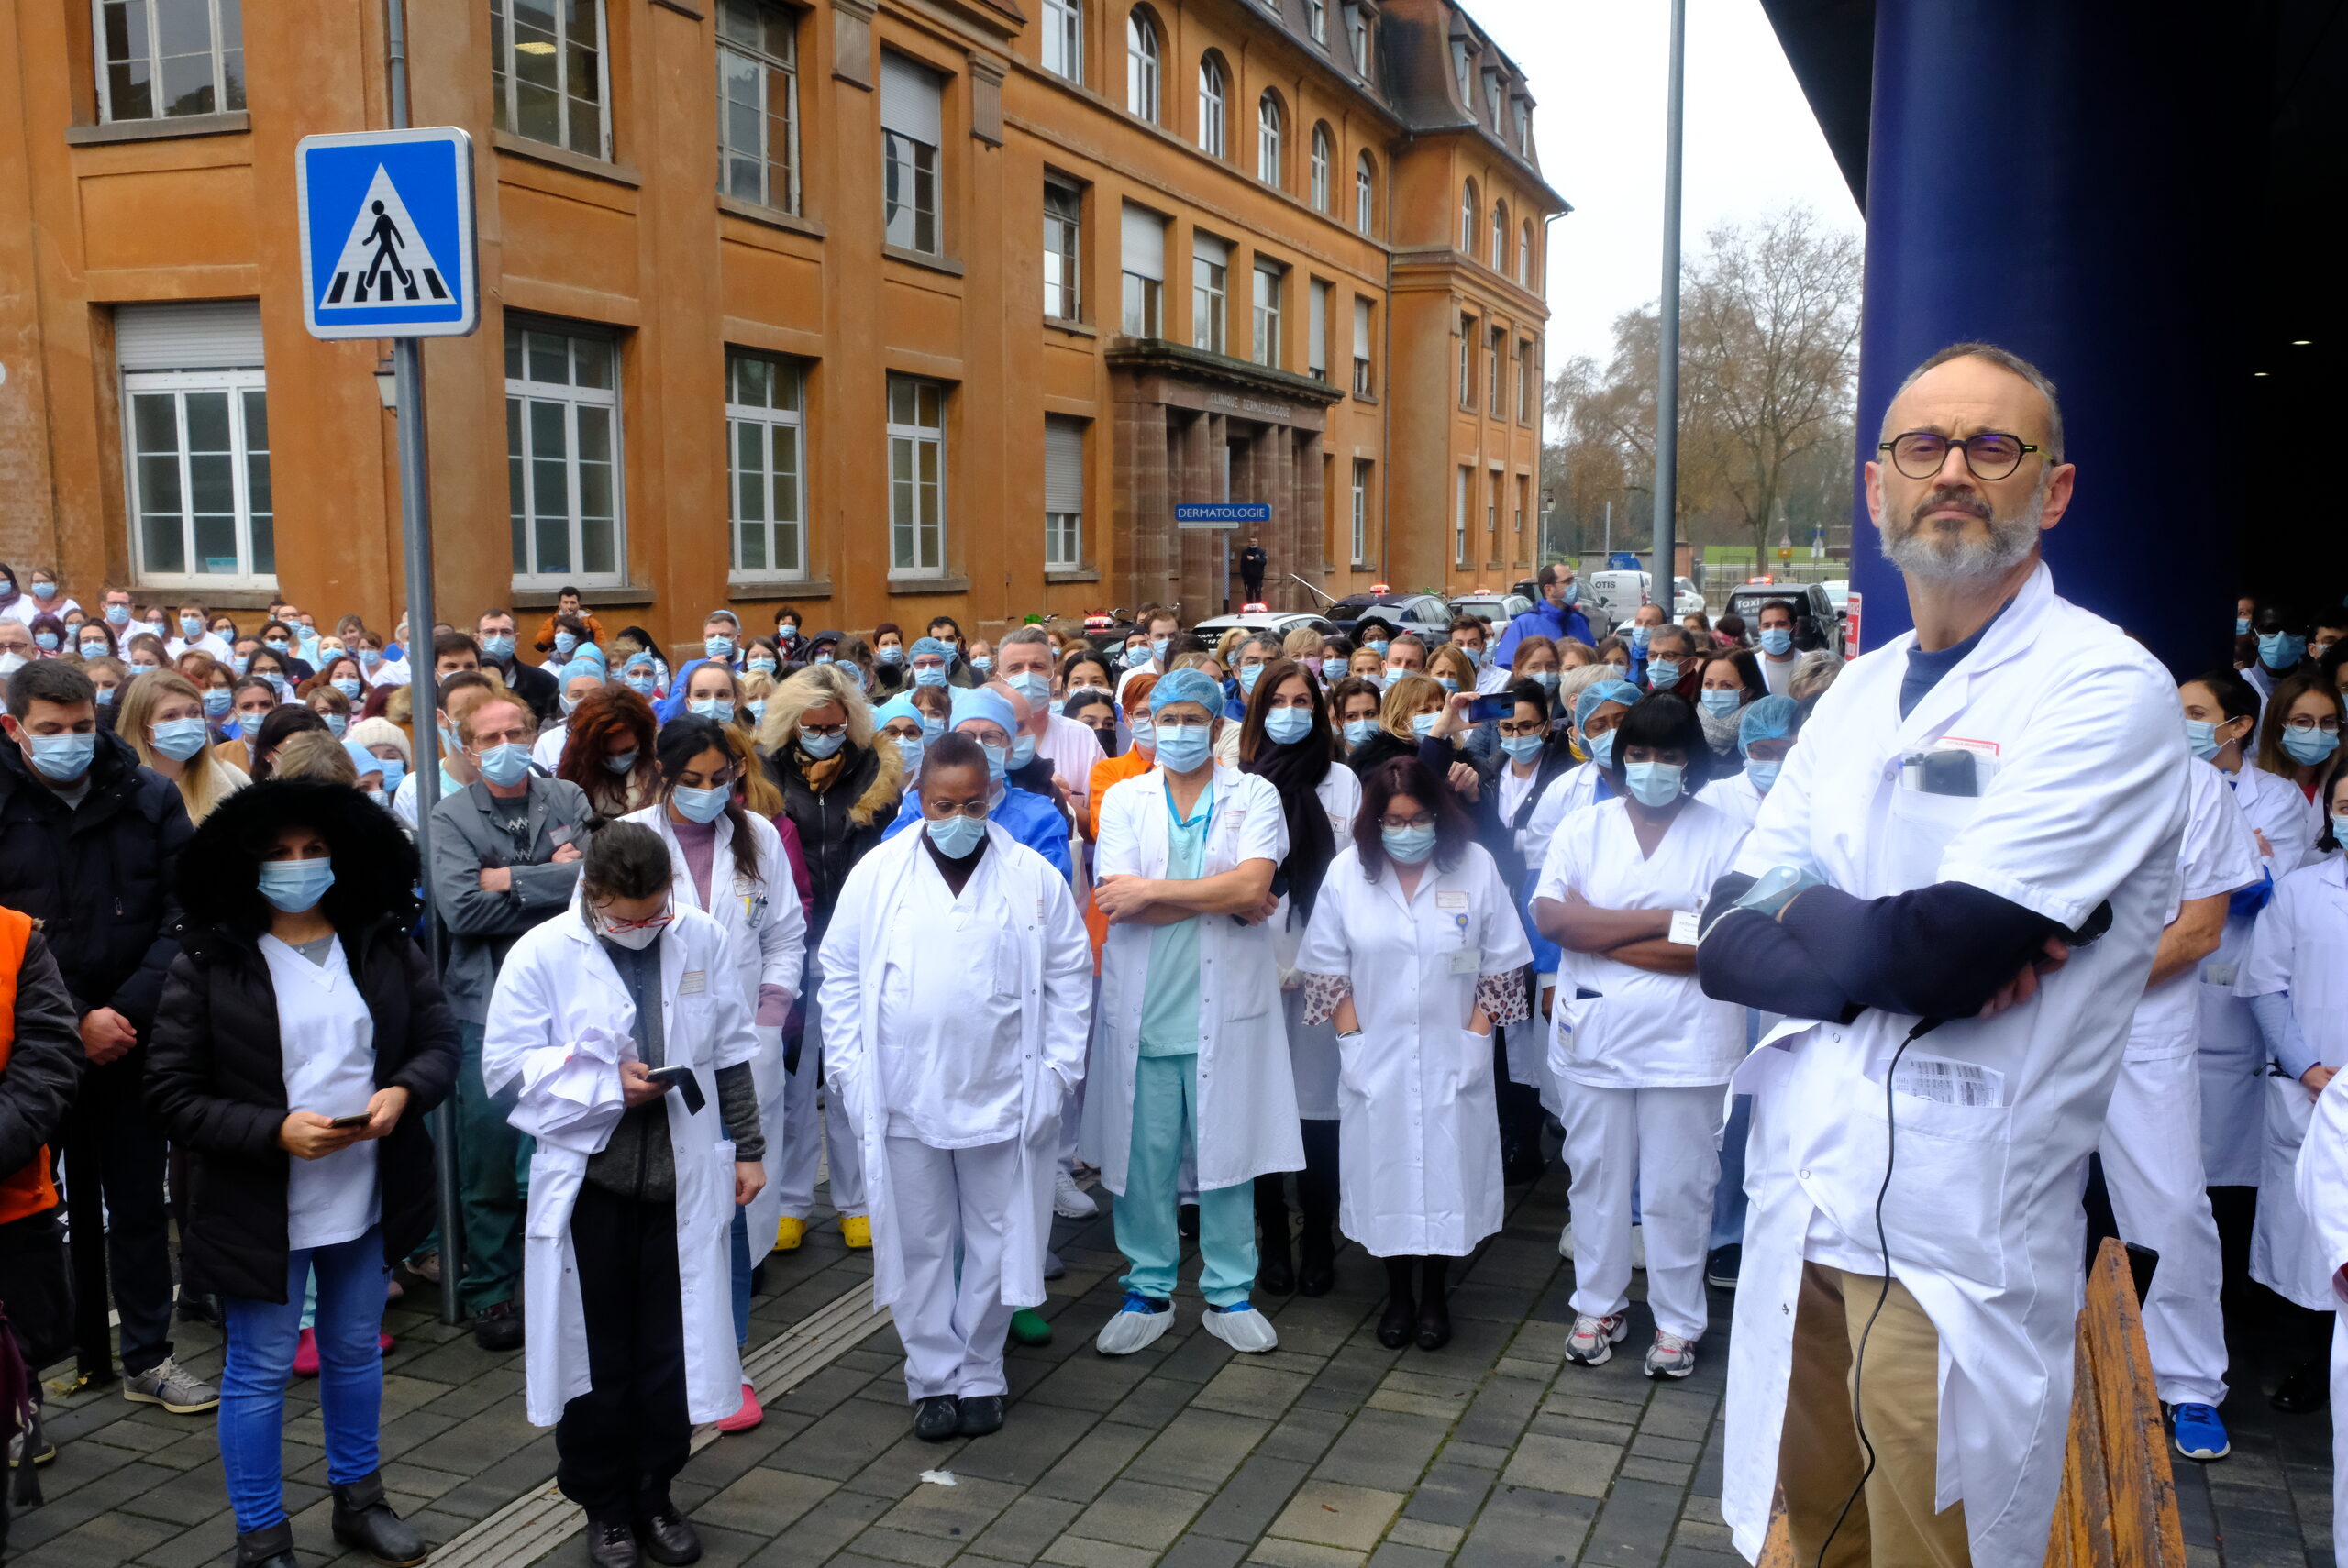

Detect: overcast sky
1463,0,1864,373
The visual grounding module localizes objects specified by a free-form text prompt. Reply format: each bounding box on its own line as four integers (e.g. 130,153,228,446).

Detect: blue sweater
1493,602,1593,666
881,782,1074,883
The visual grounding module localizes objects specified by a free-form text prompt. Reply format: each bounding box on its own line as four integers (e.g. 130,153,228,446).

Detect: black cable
1813,1015,1943,1568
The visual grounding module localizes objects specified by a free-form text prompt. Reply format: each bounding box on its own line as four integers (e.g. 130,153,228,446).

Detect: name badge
680,969,708,997
2200,961,2239,988
1667,910,1701,946
1448,947,1480,976
1436,891,1468,911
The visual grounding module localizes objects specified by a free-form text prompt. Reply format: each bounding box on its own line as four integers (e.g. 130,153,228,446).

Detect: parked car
1325,592,1455,642
1673,577,1706,618
1719,580,1845,657
1449,591,1534,626
1190,610,1339,643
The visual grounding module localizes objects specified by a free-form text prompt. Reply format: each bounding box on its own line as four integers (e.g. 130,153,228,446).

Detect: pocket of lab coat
1884,784,1983,894
1849,1090,2014,1287
1455,1028,1497,1091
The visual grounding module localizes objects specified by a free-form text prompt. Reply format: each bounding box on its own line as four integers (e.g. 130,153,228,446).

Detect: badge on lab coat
1449,947,1480,976
680,968,708,996
1667,910,1701,946
1893,1054,2006,1108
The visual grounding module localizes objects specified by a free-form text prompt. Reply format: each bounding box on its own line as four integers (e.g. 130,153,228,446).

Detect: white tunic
2125,757,2260,1059
263,934,381,1253
874,854,1029,1146
1296,843,1531,1255
1694,771,1767,830
531,723,570,772
2239,855,2348,1309
1534,796,1747,1089
1518,757,1601,874
2290,1074,2348,1568
2199,758,2318,1182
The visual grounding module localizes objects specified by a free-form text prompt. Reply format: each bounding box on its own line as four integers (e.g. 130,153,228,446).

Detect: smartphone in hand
643,1065,707,1115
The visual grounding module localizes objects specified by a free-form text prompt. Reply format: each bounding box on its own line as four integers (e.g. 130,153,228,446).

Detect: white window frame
716,0,801,213
1355,151,1375,235
1309,124,1331,212
1345,3,1368,72
1451,39,1469,97
1044,177,1083,321
94,0,244,123
1459,181,1477,252
1490,203,1507,271
1519,219,1534,286
1306,0,1325,43
725,348,808,583
1352,295,1373,398
1256,93,1281,184
1251,262,1283,368
507,325,626,589
1197,55,1225,157
491,0,611,159
1488,325,1504,412
1513,100,1530,152
886,374,948,576
1455,465,1470,566
1486,467,1499,551
123,368,275,590
1044,415,1085,571
1192,238,1228,355
1122,201,1166,337
1350,458,1369,564
1042,0,1081,83
1125,10,1159,122
1458,314,1475,409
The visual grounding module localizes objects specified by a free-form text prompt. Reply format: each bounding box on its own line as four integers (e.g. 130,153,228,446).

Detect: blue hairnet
573,641,607,669
341,738,387,778
1739,694,1800,749
874,692,924,729
949,686,1017,736
1150,668,1225,717
557,658,604,689
1575,679,1643,733
910,636,956,663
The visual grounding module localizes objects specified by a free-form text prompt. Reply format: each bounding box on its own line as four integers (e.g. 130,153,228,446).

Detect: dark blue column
1848,4,2260,676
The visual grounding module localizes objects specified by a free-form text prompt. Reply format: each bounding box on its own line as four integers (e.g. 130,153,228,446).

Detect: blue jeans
219,1229,387,1533
1117,1053,1257,1308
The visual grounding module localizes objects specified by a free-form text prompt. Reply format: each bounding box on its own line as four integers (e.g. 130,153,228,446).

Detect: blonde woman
1346,671,1445,779
120,670,249,823
268,730,360,785
1281,626,1325,667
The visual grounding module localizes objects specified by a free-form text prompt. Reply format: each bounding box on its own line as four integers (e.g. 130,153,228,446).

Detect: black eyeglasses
1878,430,2041,481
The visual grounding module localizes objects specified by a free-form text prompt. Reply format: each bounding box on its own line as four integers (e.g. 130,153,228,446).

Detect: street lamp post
1651,0,1686,608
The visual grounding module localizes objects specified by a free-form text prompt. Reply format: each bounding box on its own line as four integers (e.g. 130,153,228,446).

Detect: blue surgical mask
2281,725,2340,766
2185,719,2224,762
1456,644,1482,668
94,685,116,706
926,812,986,858
748,699,766,723
705,635,737,661
920,715,947,742
1343,718,1379,749
1321,657,1347,682
971,656,994,675
689,697,736,723
1757,627,1793,657
799,729,847,760
21,732,95,782
670,783,731,824
2259,631,2307,670
980,741,1009,781
323,712,348,738
1437,677,1459,695
1623,759,1684,806
748,657,776,677
1238,664,1264,694
877,646,904,665
554,632,577,657
1124,645,1153,669
1152,720,1212,772
626,671,658,695
1380,823,1437,865
31,583,54,601
265,638,290,656
914,663,949,688
203,688,233,717
34,633,59,652
180,614,204,636
1152,637,1171,664
1501,734,1543,764
1129,716,1155,750
1699,689,1739,717
105,604,130,626
1745,758,1782,793
1009,733,1039,769
1586,729,1616,771
476,742,534,786
604,750,639,775
1529,670,1558,691
1561,581,1581,606
1264,707,1313,745
892,734,925,773
151,716,211,760
359,647,383,669
481,634,515,659
1007,671,1051,705
1367,639,1390,657
2333,812,2348,842
373,756,405,797
1410,711,1440,737
1646,659,1679,689
333,677,362,701
258,857,336,914
1629,625,1652,651
233,655,252,676
2236,616,2254,636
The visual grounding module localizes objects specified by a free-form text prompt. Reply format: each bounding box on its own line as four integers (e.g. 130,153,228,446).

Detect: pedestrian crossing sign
297,127,477,340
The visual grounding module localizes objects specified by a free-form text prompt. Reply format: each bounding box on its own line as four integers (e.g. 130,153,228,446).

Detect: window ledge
132,583,277,606
719,194,825,238
887,574,971,594
1046,316,1097,338
649,0,703,15
729,577,833,601
66,110,250,146
1353,392,1379,405
882,245,965,277
492,129,642,187
511,585,657,610
1045,568,1101,583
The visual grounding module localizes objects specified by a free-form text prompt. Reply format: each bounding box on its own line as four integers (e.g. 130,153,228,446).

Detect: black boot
331,1470,429,1566
585,1514,642,1568
1415,1258,1453,1351
235,1521,300,1568
1255,1175,1296,1296
1377,1257,1416,1350
1296,1121,1340,1297
635,1501,703,1566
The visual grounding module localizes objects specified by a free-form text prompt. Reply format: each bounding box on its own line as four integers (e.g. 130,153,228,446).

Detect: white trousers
1560,1082,1723,1341
2099,1049,2230,1407
2332,1314,2347,1568
779,984,867,1219
885,1135,1021,1400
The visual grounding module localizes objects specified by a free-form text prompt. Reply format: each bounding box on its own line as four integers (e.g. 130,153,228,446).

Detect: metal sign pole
1651,0,1687,607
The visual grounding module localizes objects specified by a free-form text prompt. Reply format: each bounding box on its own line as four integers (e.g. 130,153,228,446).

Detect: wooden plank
1756,1484,1796,1568
2044,1237,2187,1567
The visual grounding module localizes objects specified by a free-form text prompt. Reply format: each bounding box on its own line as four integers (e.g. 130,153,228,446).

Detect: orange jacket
0,905,60,1226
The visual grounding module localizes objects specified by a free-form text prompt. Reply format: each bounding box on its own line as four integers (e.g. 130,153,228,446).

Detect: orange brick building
0,0,1561,649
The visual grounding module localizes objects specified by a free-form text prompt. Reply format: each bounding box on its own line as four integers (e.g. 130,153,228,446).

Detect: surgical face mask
559,691,585,717
1342,717,1379,749
891,734,925,773
1410,711,1440,737
1699,689,1739,717
2185,718,2225,762
1585,728,1617,770
799,728,847,760
265,638,290,656
1629,625,1652,651
2333,812,2348,842
150,716,211,760
20,731,94,782
876,645,904,665
626,671,658,695
1744,757,1782,793
1069,683,1112,701
1152,720,1211,772
1128,716,1155,750
105,603,130,626
373,756,406,797
1008,733,1039,769
553,632,578,657
914,662,949,688
670,783,731,824
971,656,994,675
1238,664,1265,694
1124,645,1153,669
258,857,336,914
481,634,515,660
94,685,116,707
180,614,204,636
603,750,639,775
1366,639,1390,657
1758,626,1793,657
925,812,986,858
1007,671,1051,705
1436,676,1459,695
1264,707,1313,746
232,655,252,677
689,696,736,723
748,699,766,723
2236,616,2254,635
1528,669,1559,691
1456,644,1482,668
593,904,672,951
2259,631,2307,670
332,677,363,701
1152,637,1171,664
322,712,348,738
1321,657,1347,682
359,647,383,669
475,741,534,787
748,657,777,677
2313,640,2337,661
1623,759,1684,807
78,641,107,661
31,582,55,601
203,688,233,717
920,715,946,742
705,635,737,660
980,741,1010,781
33,633,59,652
1646,659,1681,689
2281,724,2340,766
1560,580,1581,607
1501,733,1544,765
1381,823,1437,865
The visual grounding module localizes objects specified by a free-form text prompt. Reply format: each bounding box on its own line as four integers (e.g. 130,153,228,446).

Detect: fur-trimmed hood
172,778,421,953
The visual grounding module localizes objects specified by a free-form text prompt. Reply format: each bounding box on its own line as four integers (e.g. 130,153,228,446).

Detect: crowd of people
2,342,2347,1568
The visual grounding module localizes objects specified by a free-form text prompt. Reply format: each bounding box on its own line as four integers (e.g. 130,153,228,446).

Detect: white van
1584,570,1652,627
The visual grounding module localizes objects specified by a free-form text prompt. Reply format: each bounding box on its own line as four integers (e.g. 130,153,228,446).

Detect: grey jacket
427,775,592,1022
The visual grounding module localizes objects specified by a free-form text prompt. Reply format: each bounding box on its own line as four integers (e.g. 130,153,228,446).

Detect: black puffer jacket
765,736,904,940
0,728,193,1031
145,781,458,1302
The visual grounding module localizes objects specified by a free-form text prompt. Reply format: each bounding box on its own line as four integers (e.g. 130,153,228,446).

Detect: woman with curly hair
554,684,660,819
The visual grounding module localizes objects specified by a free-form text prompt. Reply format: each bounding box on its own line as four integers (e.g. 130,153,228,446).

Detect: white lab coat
819,822,1091,1313
2198,759,2315,1183
1295,842,1530,1255
1694,771,1767,831
622,804,806,1261
2239,854,2348,1310
531,723,570,772
1272,765,1362,1121
2291,1072,2348,1568
1719,563,2187,1568
482,900,759,1428
1084,764,1303,1193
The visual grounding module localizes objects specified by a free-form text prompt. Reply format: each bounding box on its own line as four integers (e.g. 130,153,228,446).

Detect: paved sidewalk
6,1159,2335,1567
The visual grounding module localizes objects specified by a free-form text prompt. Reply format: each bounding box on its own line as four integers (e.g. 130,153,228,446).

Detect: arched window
1256,93,1282,185
1459,180,1477,252
1519,218,1534,286
1490,200,1507,271
1355,150,1375,235
1309,123,1332,212
1125,11,1159,123
1197,54,1225,157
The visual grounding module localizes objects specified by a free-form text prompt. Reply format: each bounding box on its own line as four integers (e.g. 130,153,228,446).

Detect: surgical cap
874,692,924,729
1150,668,1226,717
1575,679,1643,733
573,641,608,669
949,686,1017,736
558,658,604,688
1739,694,1800,748
910,636,956,662
341,738,388,778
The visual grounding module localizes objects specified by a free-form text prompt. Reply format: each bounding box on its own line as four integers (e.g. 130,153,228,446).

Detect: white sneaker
1202,1303,1278,1353
1557,1220,1573,1259
1053,1169,1099,1220
1095,1293,1174,1355
1565,1312,1629,1366
1644,1331,1697,1380
1630,1224,1646,1271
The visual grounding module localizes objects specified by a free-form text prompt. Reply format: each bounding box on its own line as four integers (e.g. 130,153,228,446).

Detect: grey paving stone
743,1485,897,1564
1499,1431,1620,1498
697,1463,843,1535
1616,1454,1693,1487
852,1524,972,1565
1400,1461,1494,1529
969,1493,1086,1562
1260,1406,1351,1465
1267,1479,1405,1551
1193,1362,1313,1419
1314,1407,1452,1493
878,1472,1027,1540
1105,1371,1205,1430
21,1506,183,1565
1191,1455,1314,1542
775,1395,935,1481
1456,1482,1596,1568
1626,1431,1701,1465
1581,1476,1686,1567
1024,1352,1162,1415
1158,1532,1252,1568
1135,1407,1275,1492
1452,1375,1546,1452
1071,1477,1213,1547
1028,1417,1155,1505
952,1401,1105,1487
1367,1543,1453,1568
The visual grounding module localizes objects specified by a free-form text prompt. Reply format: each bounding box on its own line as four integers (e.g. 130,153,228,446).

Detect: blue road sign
297,127,478,340
1175,502,1272,529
